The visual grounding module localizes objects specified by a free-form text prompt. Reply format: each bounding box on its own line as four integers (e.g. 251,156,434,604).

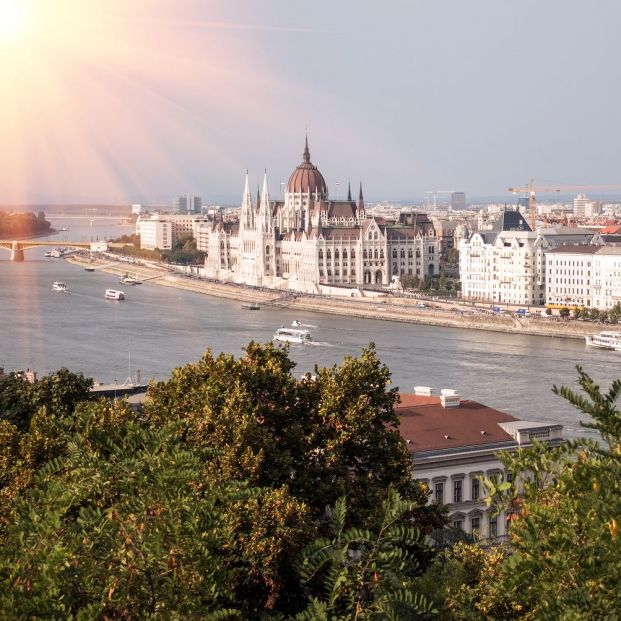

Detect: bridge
0,240,106,261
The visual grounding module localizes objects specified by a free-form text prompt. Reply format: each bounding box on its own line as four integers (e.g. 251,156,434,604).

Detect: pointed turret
347,180,352,202
256,184,261,211
357,182,365,219
259,170,272,232
241,170,254,229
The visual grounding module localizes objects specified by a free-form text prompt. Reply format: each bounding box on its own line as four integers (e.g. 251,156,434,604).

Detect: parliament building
198,138,439,293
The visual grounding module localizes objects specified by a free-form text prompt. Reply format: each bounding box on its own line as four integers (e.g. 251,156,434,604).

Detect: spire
241,170,254,228
256,184,261,211
347,180,352,202
260,170,272,232
357,181,365,216
303,132,311,163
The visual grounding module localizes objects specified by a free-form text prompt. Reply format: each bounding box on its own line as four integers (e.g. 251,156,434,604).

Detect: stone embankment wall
68,255,603,340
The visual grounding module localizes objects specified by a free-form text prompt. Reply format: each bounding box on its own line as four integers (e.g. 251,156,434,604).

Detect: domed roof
287,137,327,196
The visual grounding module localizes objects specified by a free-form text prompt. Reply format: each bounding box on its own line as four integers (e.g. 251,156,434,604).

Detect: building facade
198,138,439,292
137,213,209,250
397,387,563,540
545,245,621,309
459,210,595,306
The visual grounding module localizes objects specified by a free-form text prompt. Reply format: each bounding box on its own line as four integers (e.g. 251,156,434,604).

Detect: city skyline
1,0,620,205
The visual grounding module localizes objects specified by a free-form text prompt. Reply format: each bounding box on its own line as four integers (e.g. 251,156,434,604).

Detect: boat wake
306,340,333,347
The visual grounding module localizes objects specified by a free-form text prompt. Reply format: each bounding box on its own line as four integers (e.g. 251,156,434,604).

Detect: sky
1,0,620,205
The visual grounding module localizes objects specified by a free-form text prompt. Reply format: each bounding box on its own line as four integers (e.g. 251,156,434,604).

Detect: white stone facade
138,218,172,251
137,214,209,250
199,140,440,292
545,245,621,309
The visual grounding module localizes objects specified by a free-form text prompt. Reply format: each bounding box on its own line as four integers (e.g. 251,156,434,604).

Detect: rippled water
1,217,619,439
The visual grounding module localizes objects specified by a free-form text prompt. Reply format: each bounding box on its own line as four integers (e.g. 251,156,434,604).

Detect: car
416,302,427,308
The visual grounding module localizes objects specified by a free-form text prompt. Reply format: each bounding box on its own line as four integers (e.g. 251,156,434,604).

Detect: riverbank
67,254,603,340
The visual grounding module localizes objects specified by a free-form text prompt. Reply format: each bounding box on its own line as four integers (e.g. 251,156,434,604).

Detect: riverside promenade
67,254,603,340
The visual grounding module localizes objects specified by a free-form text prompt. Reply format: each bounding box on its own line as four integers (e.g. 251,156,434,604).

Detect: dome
287,137,327,196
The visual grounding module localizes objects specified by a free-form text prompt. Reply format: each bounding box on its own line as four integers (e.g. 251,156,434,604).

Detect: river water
1,217,619,440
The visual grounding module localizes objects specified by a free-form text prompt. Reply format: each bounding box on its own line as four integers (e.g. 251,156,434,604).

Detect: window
393,249,397,258
471,516,480,533
335,249,339,259
351,249,355,259
319,249,323,259
472,478,480,501
434,482,444,504
489,515,498,537
327,249,331,259
342,249,347,259
453,480,462,503
452,519,463,530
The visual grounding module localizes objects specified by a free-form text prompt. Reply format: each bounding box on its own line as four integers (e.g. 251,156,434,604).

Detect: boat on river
105,289,125,301
585,331,621,351
52,281,68,292
119,274,142,286
273,327,312,344
242,303,260,310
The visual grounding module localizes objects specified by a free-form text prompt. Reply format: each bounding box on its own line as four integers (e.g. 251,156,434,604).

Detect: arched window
265,245,270,255
416,250,421,258
374,249,378,259
380,249,384,259
400,249,406,258
335,249,339,259
327,249,331,259
408,249,413,258
351,249,355,258
363,249,368,259
392,249,397,258
342,249,347,259
319,249,323,259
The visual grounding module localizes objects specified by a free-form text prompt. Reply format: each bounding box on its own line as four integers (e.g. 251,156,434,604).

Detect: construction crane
508,179,621,231
424,190,457,212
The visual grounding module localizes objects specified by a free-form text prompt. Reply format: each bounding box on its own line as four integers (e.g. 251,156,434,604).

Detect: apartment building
397,387,563,540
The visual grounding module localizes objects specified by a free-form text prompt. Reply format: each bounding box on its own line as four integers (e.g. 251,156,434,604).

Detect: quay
67,254,604,340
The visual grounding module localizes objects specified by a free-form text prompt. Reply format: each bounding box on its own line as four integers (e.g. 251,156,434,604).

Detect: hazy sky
1,0,620,204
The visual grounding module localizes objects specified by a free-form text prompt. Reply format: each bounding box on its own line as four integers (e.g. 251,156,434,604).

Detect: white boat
291,320,303,327
49,249,63,258
52,281,68,292
273,327,312,344
105,288,125,301
585,331,621,351
119,275,142,286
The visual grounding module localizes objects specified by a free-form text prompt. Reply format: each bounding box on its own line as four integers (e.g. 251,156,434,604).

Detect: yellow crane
508,180,621,230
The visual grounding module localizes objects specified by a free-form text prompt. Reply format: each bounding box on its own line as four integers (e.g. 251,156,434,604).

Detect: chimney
414,386,434,396
440,388,461,408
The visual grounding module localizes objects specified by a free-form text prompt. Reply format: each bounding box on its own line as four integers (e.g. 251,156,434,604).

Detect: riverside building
398,387,563,540
459,209,595,306
545,245,621,310
197,138,440,293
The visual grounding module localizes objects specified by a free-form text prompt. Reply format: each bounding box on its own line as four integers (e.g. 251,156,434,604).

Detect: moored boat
105,288,125,301
52,281,68,292
273,327,312,344
585,331,621,351
242,303,260,310
119,274,142,285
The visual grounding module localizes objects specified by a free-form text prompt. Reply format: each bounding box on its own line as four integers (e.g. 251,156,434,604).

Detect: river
1,217,619,440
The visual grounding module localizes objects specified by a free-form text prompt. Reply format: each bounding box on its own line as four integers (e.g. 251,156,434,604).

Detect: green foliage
609,302,621,324
433,367,621,619
559,306,570,318
0,367,92,432
295,490,436,620
0,345,446,617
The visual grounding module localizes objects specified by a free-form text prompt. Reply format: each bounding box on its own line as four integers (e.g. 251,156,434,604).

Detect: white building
459,210,595,306
137,213,209,250
138,217,172,251
198,138,440,292
397,387,563,539
545,245,621,310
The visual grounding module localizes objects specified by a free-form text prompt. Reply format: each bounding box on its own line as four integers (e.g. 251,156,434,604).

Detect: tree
144,342,443,532
435,367,621,619
609,302,621,324
559,306,570,319
295,491,436,620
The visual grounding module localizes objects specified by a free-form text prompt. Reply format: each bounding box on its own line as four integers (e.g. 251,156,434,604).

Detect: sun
0,0,31,41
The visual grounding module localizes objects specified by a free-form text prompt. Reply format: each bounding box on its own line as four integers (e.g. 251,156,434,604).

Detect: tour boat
585,331,621,351
291,319,303,327
105,289,125,301
273,327,313,344
241,303,260,310
52,281,68,292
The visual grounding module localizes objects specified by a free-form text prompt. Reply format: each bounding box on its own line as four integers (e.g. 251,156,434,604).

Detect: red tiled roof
396,393,518,453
